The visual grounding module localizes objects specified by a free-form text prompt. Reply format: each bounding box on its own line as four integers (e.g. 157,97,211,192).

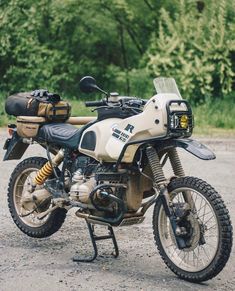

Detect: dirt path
0,130,234,291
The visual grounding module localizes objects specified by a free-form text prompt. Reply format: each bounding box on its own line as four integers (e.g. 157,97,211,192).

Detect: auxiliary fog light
180,115,189,129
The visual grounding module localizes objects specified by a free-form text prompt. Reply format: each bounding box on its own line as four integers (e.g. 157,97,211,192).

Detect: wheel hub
170,203,201,251
182,213,201,251
20,188,52,214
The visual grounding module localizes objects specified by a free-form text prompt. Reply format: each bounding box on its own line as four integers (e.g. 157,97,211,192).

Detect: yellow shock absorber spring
34,161,54,185
33,149,64,186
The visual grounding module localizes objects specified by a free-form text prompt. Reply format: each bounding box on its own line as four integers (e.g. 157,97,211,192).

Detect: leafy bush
146,0,235,102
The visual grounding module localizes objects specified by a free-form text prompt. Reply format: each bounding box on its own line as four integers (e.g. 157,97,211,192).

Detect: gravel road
0,129,234,291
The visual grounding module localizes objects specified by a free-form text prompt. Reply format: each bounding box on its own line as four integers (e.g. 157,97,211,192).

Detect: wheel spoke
178,252,187,266
201,245,210,261
203,215,215,225
193,191,198,205
197,199,207,215
166,243,175,248
206,224,217,231
198,210,213,220
15,194,22,198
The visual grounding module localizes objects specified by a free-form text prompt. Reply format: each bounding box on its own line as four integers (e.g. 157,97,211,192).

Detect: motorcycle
3,76,232,282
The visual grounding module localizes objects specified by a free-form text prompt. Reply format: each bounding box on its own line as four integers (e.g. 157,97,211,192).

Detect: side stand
73,219,119,263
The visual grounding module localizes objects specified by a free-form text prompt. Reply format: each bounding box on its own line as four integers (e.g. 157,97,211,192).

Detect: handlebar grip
85,100,106,107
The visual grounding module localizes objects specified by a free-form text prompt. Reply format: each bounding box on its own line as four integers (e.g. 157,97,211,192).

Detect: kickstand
73,219,119,263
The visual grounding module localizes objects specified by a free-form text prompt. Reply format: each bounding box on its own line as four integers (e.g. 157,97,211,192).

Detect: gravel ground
0,129,234,291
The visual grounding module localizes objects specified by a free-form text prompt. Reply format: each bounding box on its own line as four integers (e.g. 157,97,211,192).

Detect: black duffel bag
5,90,71,122
5,92,39,116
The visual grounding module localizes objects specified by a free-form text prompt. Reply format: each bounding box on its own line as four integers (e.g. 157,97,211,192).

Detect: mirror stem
95,86,109,98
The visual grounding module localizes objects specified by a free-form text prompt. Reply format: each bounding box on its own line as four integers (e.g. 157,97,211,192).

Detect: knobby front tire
153,176,233,282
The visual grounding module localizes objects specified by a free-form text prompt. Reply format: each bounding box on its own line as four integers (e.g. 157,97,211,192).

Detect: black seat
38,123,82,149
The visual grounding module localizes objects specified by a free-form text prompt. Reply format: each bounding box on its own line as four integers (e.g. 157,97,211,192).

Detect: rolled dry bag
5,92,38,116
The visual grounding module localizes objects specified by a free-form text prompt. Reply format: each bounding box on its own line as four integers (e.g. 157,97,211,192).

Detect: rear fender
3,131,29,161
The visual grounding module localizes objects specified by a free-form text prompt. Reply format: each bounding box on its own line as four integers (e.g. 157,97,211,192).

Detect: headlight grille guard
166,99,194,138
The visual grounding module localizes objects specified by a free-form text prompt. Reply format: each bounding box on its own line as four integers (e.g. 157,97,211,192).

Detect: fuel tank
79,93,181,162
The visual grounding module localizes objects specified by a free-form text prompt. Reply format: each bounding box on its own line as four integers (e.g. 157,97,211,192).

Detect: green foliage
0,0,152,96
146,0,235,102
193,92,235,131
0,0,234,127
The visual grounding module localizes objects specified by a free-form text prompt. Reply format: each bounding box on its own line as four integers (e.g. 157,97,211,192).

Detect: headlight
179,114,188,129
166,100,193,137
170,113,190,129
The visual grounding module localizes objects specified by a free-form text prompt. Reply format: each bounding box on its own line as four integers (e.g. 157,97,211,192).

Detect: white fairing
79,93,181,162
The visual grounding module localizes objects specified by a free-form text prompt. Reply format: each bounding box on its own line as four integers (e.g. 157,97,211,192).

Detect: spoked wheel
8,157,67,238
153,176,233,282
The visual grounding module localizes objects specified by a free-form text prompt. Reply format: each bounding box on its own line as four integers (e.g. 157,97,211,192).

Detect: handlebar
85,100,107,107
85,98,147,108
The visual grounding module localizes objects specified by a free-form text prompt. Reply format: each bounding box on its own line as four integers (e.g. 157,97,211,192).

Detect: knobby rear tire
153,176,233,282
7,157,67,238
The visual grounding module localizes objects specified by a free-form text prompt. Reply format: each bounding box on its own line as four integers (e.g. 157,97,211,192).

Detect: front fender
156,138,216,160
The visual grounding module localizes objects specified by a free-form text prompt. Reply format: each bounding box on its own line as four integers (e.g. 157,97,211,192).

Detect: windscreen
153,77,182,99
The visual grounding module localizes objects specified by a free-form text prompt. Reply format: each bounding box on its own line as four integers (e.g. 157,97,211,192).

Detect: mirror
79,76,97,93
79,76,109,96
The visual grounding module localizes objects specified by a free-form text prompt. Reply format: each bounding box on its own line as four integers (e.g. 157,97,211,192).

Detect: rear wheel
153,176,232,282
8,157,67,238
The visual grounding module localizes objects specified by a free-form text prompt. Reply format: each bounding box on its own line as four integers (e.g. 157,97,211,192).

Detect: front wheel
153,176,232,282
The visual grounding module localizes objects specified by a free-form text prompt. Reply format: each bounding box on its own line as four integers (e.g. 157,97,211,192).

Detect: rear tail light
7,124,16,137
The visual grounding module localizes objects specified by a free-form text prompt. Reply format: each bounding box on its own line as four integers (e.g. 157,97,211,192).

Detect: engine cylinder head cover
70,177,96,203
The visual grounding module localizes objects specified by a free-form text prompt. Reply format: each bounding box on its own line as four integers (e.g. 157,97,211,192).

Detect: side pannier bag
17,116,46,138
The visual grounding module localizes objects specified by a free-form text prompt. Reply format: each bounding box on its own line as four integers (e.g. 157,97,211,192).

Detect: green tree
0,0,234,102
146,0,235,102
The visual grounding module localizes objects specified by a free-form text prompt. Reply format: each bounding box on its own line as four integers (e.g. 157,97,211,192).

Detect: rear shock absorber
146,146,165,185
34,149,64,185
167,147,185,177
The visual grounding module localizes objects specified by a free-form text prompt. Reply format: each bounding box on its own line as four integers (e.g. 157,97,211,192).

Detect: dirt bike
3,76,232,282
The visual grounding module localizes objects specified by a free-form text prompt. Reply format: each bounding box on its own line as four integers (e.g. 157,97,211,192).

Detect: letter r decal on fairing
124,124,135,133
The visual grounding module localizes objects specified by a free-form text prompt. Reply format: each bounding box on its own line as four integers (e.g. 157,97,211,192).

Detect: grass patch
193,98,235,129
69,98,97,117
193,97,235,136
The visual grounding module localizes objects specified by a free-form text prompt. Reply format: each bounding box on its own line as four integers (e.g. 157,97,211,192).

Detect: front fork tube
146,146,188,249
159,186,188,249
168,148,206,246
168,148,195,211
